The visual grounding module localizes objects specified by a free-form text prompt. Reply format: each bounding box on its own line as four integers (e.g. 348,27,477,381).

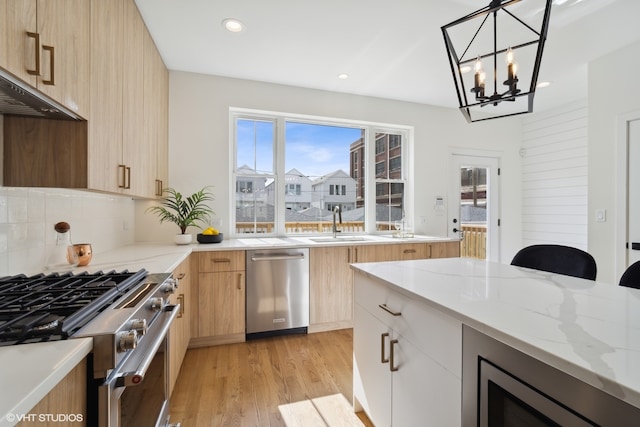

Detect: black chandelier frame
442,0,552,123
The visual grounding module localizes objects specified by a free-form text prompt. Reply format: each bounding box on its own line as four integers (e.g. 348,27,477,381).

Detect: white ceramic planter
174,233,192,245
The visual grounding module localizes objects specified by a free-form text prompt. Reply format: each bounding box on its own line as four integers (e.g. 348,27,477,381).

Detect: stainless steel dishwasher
246,248,309,339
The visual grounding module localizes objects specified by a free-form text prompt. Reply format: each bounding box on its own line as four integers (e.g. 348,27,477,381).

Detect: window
232,111,410,235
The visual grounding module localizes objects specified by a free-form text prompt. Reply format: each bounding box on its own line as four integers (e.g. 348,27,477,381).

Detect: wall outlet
595,209,606,222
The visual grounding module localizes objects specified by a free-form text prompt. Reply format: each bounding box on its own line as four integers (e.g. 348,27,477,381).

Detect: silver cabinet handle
378,303,401,316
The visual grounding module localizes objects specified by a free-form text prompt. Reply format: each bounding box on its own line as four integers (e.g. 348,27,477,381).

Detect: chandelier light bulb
475,56,483,73
505,47,515,65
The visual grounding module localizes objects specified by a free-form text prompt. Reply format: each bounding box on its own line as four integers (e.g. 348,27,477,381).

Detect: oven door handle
116,304,180,387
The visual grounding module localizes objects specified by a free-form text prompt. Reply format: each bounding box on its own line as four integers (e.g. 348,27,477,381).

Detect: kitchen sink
309,236,368,242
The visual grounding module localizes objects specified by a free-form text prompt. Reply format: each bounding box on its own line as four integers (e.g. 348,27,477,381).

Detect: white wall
136,72,523,264
589,40,640,283
521,101,588,250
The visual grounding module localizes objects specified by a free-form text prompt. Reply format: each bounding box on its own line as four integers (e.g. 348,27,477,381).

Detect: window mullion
274,117,287,235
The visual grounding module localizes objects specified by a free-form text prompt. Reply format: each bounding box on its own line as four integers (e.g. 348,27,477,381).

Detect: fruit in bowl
197,227,223,243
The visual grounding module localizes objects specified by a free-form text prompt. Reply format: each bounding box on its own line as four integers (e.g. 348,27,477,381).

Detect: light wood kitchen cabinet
309,241,459,333
144,28,169,196
3,0,169,198
16,358,87,427
0,0,90,118
192,251,246,347
353,273,462,426
88,0,155,197
309,246,355,332
168,256,191,396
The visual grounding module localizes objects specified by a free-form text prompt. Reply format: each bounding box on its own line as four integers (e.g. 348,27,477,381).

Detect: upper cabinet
0,0,90,118
144,28,169,196
88,0,161,197
3,0,169,199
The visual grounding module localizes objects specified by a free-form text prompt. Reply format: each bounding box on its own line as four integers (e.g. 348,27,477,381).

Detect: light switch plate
595,209,606,222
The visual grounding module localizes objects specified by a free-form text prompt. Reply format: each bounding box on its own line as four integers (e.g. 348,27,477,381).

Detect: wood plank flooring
170,329,373,427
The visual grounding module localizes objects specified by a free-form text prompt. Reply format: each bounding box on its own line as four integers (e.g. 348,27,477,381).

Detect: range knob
150,297,165,311
162,278,178,294
117,330,138,352
129,318,147,337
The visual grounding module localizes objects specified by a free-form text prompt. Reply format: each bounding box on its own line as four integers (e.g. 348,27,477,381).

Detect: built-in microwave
462,325,640,426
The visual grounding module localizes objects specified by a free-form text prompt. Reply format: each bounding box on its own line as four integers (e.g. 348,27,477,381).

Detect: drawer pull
403,249,416,254
213,259,231,263
390,339,399,372
381,332,390,363
379,303,401,317
176,272,186,280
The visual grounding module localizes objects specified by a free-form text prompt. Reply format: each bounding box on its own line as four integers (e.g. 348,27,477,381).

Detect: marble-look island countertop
351,257,640,409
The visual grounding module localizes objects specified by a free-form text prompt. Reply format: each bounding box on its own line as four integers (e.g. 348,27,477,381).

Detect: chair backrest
510,244,597,280
619,261,640,289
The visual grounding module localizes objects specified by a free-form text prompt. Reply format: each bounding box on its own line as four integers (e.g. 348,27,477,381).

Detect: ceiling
134,0,640,113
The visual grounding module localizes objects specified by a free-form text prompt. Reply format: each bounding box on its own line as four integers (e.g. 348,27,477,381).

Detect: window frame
230,108,413,237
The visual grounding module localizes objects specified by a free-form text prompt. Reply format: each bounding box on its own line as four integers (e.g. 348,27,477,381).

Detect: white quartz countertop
351,257,640,409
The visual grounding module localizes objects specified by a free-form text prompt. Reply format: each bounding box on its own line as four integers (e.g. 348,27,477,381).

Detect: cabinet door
197,271,245,338
309,246,354,327
168,257,191,396
428,241,461,259
392,335,461,427
122,0,151,197
37,0,90,117
353,303,392,427
89,0,124,193
1,0,37,86
144,27,169,197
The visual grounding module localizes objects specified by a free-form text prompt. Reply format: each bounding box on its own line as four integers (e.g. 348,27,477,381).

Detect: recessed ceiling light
338,73,349,80
222,18,244,33
537,81,551,88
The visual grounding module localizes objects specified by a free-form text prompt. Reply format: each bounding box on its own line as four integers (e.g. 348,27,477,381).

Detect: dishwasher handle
250,253,306,262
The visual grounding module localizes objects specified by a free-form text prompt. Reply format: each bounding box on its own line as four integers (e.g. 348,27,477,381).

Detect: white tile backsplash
0,187,135,276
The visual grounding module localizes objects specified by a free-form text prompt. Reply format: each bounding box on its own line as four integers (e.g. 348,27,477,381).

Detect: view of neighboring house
311,169,356,212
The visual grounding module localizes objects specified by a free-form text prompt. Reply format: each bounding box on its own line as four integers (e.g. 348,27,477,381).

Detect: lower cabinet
168,256,191,396
192,251,246,347
310,241,460,333
353,273,462,426
16,359,87,427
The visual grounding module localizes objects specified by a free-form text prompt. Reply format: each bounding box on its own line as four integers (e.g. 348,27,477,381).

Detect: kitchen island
351,257,640,426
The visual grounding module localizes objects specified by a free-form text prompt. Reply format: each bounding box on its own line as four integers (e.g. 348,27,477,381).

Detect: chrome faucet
332,205,342,238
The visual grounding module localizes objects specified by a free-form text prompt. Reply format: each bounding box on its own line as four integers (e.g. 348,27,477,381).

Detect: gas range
0,268,181,426
0,269,177,375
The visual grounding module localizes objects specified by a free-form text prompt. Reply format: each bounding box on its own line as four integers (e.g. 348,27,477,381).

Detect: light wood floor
170,329,373,427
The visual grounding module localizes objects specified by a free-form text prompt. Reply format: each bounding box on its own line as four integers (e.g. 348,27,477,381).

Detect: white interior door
628,119,640,266
449,154,500,262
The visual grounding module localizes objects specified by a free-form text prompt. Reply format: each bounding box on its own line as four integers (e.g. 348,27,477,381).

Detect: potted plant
147,187,214,244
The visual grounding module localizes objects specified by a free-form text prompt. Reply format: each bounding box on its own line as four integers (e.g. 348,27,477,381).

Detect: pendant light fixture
442,0,552,123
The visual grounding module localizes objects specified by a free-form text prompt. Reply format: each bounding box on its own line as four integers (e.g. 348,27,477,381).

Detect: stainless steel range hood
0,67,84,121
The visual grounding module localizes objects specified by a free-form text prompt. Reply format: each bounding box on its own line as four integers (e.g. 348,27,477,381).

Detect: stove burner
0,269,148,346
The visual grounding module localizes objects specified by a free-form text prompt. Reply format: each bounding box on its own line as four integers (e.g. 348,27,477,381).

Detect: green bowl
197,233,223,244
